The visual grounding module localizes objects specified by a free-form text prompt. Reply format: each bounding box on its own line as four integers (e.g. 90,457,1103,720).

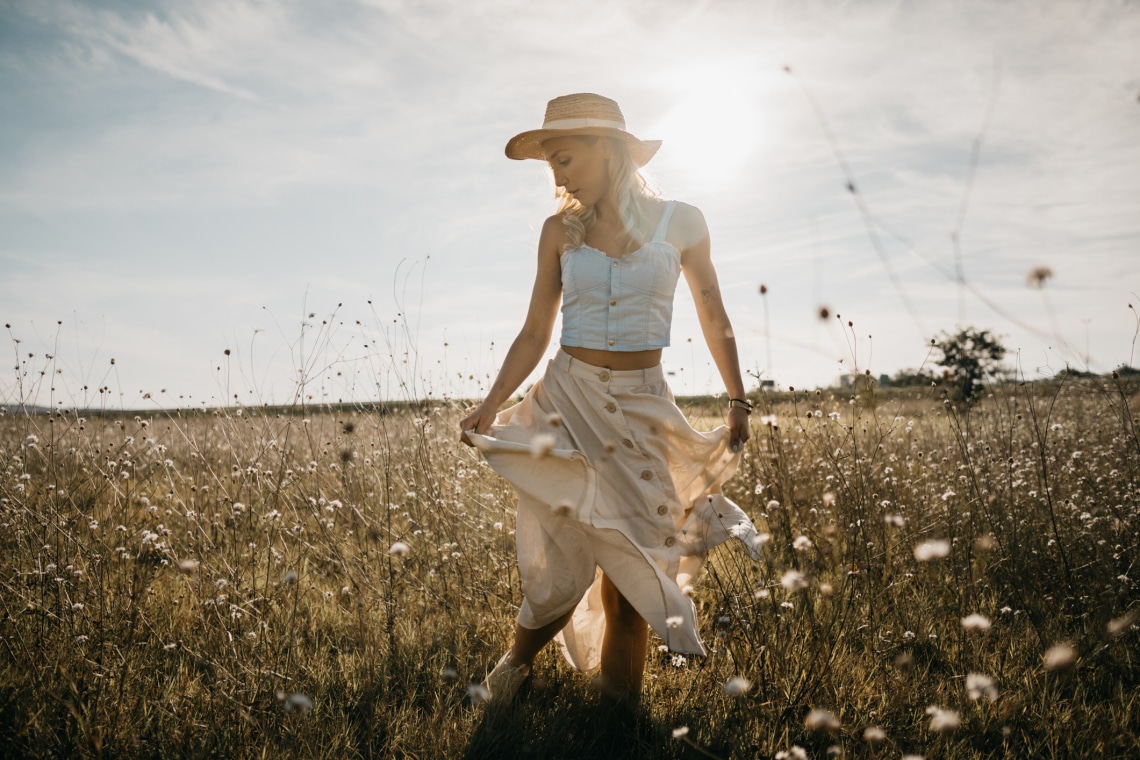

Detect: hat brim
505,127,661,168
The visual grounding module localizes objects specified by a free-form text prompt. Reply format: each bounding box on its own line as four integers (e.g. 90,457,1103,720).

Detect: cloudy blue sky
2,0,1138,409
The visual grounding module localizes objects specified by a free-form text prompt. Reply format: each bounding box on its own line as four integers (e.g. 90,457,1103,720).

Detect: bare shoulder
667,200,710,253
538,213,570,255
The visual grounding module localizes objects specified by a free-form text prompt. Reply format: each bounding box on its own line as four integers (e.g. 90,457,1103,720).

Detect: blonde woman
460,93,762,703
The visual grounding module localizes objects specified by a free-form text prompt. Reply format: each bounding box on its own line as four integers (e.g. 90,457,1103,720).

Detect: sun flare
652,77,765,188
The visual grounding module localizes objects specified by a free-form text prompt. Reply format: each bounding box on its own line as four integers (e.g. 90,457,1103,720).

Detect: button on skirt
467,349,762,672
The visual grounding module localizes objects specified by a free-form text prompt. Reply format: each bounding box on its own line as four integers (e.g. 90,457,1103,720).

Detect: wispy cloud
1,0,1138,403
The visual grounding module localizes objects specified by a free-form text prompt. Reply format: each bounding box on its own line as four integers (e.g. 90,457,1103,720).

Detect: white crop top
559,201,681,351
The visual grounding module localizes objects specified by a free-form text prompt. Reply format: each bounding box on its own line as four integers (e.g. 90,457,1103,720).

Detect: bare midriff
561,345,662,370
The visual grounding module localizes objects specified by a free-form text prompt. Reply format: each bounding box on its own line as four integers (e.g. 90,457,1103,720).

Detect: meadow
0,373,1137,758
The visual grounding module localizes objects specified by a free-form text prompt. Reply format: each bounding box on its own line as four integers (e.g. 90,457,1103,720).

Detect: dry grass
1,376,1137,759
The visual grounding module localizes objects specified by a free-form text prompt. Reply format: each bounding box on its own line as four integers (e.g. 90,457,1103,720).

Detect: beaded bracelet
729,398,753,413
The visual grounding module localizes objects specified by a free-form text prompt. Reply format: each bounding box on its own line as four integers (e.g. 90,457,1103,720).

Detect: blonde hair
554,137,658,254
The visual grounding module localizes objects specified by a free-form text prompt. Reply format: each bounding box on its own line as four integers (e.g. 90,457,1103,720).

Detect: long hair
554,137,657,254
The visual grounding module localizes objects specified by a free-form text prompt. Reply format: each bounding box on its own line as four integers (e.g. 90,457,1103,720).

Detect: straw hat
505,93,661,167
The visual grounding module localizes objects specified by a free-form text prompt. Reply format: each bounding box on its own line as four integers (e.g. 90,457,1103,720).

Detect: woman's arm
676,203,751,451
460,214,564,444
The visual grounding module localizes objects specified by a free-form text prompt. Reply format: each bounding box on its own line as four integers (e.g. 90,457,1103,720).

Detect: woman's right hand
459,401,498,446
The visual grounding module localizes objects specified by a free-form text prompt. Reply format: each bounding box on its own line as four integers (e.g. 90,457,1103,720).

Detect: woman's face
542,135,612,207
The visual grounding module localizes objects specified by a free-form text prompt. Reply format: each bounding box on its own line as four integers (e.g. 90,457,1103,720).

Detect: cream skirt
468,349,761,672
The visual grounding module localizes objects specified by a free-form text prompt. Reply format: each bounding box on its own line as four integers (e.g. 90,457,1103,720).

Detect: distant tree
934,327,1007,402
889,367,940,388
1055,366,1097,380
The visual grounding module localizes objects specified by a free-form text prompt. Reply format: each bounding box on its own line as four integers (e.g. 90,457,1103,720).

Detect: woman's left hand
728,407,751,453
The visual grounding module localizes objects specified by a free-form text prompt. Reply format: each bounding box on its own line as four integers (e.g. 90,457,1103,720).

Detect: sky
2,0,1139,410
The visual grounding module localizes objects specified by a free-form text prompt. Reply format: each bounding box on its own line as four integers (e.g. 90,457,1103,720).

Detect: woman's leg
504,609,574,668
598,572,649,698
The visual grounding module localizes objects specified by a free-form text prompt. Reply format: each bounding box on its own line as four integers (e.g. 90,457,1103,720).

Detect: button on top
598,370,611,382
608,339,616,346
605,402,617,413
612,260,619,267
657,505,669,516
664,536,676,547
610,299,617,306
640,469,653,480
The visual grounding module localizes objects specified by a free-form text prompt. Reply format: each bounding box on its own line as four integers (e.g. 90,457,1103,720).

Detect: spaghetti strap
651,200,677,243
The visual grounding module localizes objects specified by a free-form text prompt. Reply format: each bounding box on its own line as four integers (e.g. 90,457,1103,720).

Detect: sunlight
651,72,765,189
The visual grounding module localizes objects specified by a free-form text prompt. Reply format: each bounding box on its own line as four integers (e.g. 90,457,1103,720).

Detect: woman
460,93,762,703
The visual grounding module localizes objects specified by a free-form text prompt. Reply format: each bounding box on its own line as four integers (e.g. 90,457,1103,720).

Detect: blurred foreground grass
1,377,1137,759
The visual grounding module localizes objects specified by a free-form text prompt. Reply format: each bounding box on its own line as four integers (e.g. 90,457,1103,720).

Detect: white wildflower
723,676,751,697
792,535,813,551
1043,643,1076,671
388,541,410,557
283,693,313,713
961,614,992,631
804,708,840,731
863,726,887,745
926,705,960,733
966,672,998,701
913,539,951,561
529,433,557,458
775,747,808,760
671,726,689,739
467,683,490,705
780,570,809,591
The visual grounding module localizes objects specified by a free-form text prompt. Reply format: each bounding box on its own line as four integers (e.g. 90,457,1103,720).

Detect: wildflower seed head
723,676,751,697
925,705,961,733
961,614,992,632
467,683,490,705
178,559,200,574
529,433,557,458
283,693,313,714
388,541,411,557
966,672,999,701
1043,643,1076,671
671,726,690,739
863,726,887,745
804,708,840,731
1026,265,1054,289
1108,610,1138,636
282,570,298,584
781,570,809,591
914,539,951,561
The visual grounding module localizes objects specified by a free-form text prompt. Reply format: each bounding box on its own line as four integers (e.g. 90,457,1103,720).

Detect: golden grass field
1,377,1137,758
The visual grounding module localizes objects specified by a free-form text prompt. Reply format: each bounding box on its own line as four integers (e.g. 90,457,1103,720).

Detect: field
1,377,1138,759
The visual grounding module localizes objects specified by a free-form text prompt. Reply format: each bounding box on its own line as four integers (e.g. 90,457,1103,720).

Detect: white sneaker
483,652,530,703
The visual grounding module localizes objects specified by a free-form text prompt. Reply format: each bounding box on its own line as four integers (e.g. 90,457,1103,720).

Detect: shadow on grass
461,677,684,760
